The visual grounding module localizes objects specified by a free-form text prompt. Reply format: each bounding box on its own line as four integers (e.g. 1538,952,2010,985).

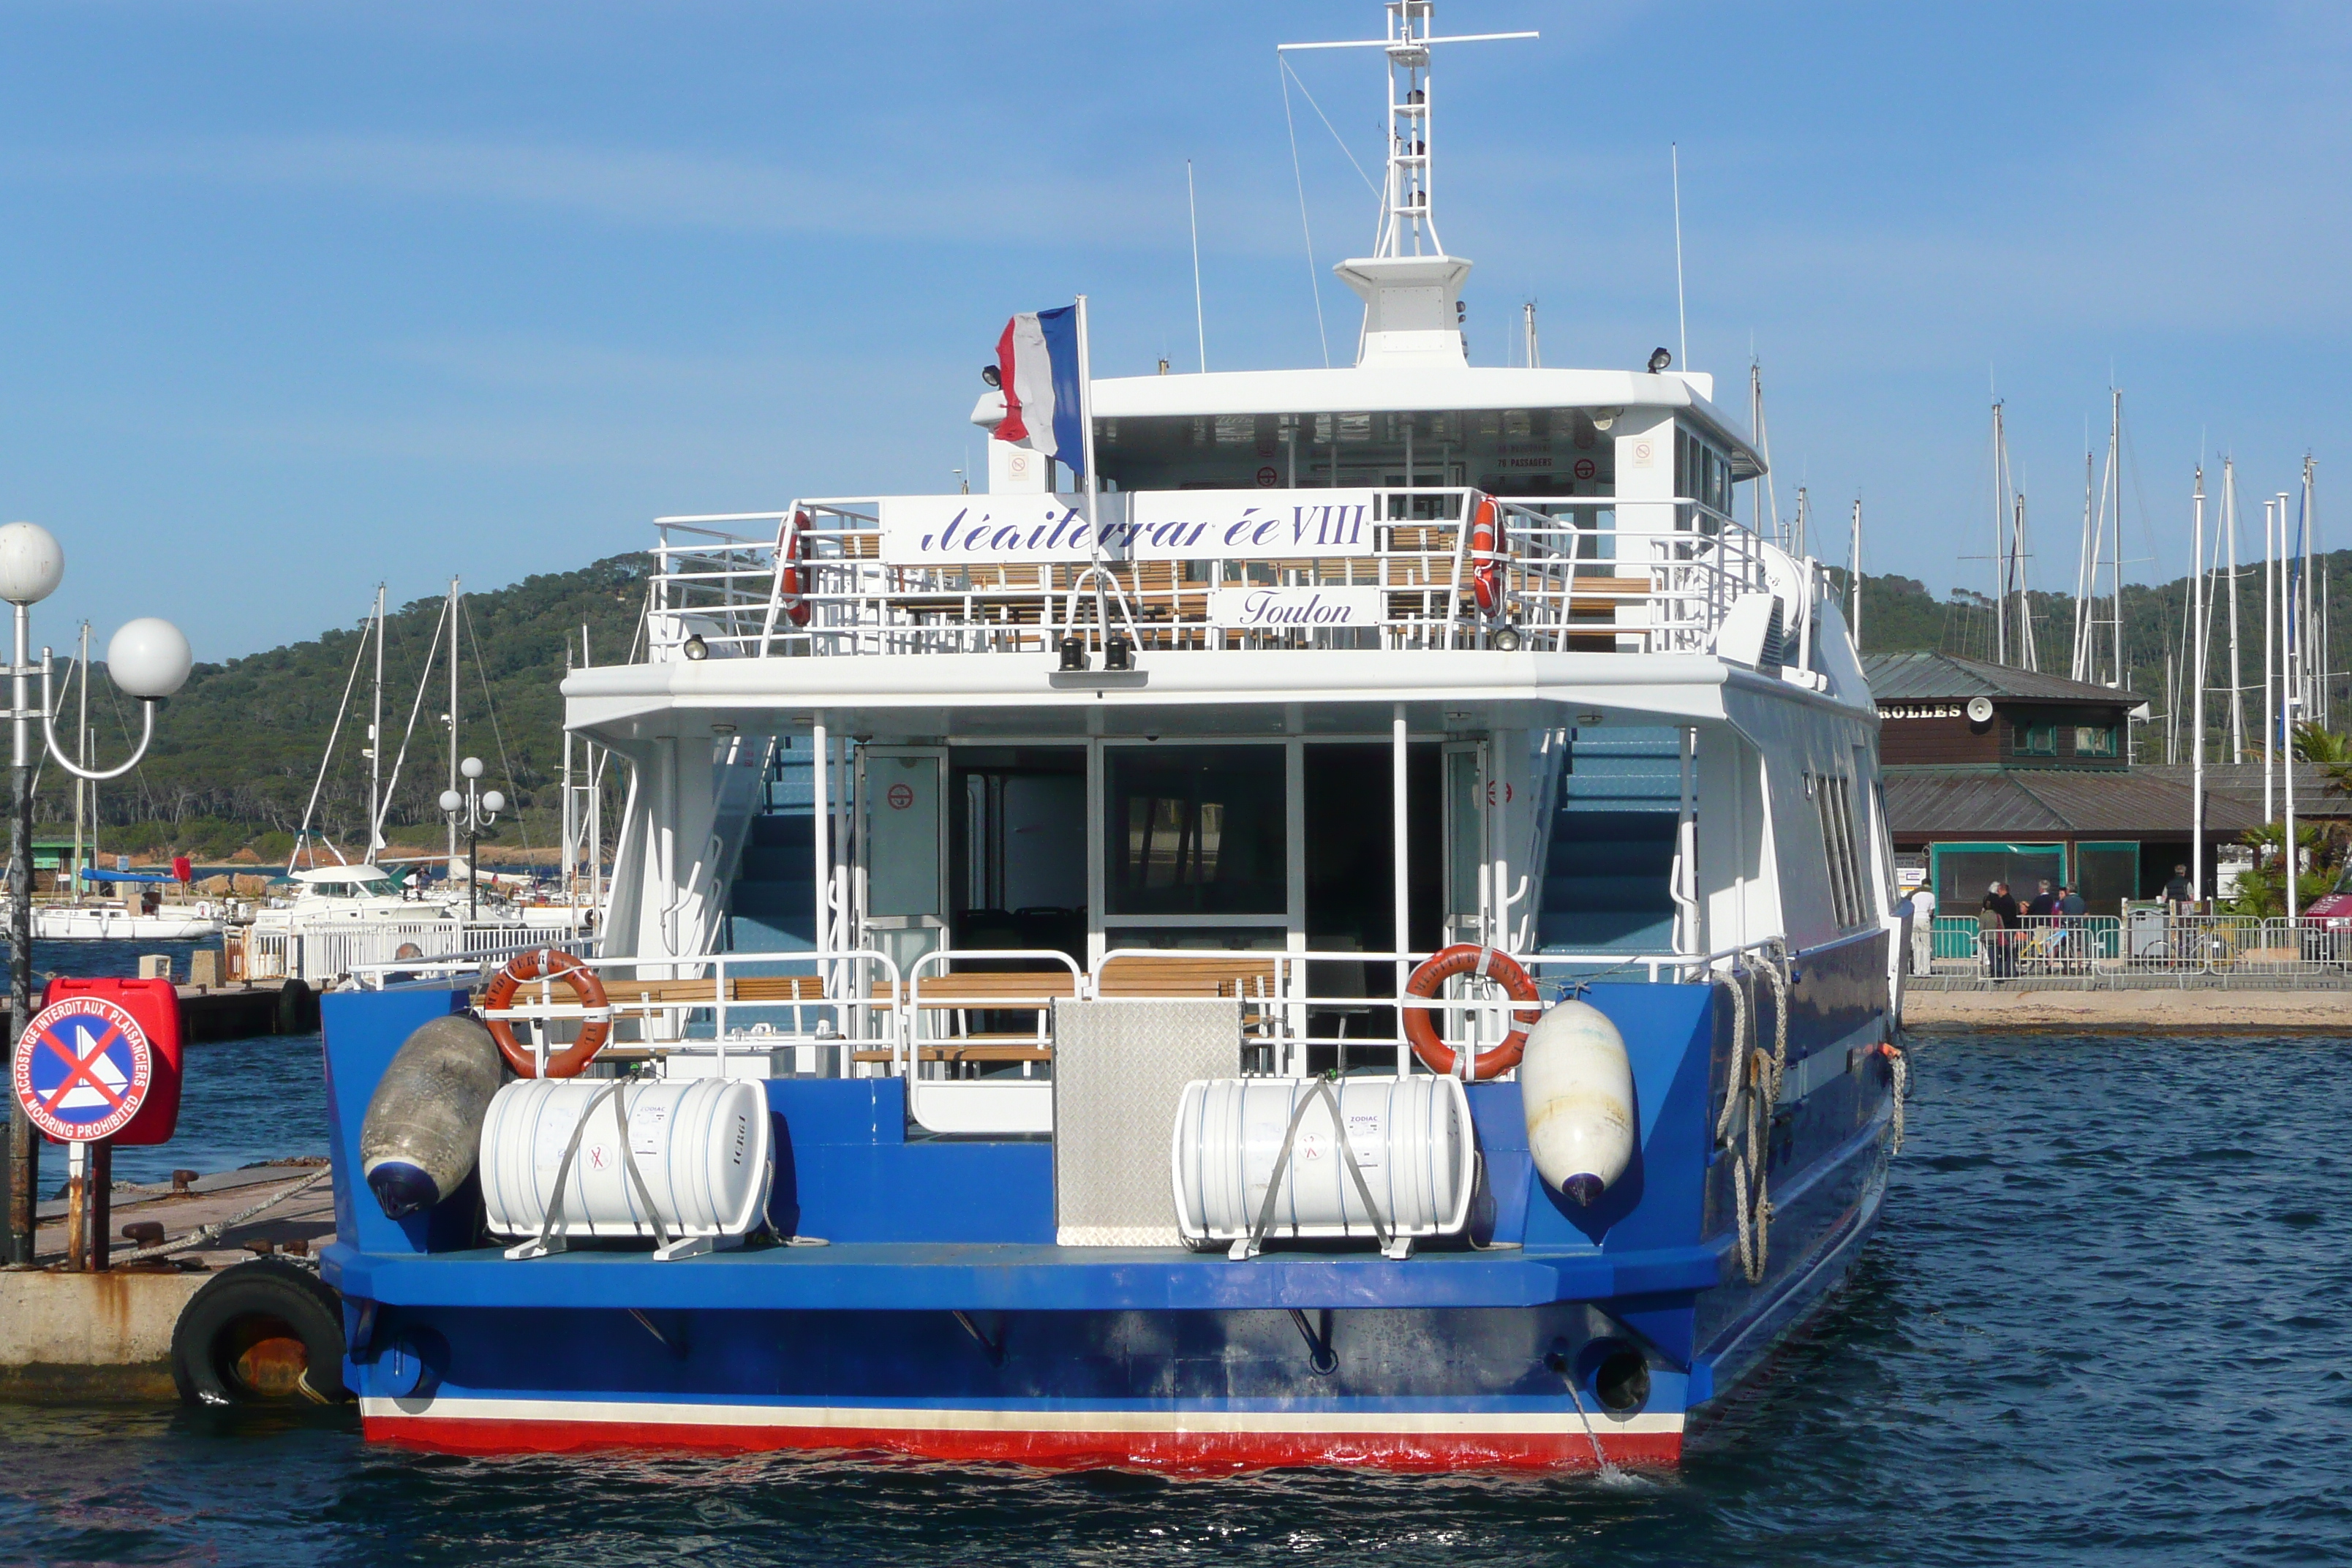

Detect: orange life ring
482,949,611,1079
1401,943,1543,1079
1469,494,1505,617
777,510,812,628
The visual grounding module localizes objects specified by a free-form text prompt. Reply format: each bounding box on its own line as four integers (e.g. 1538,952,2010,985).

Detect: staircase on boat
1537,726,1682,954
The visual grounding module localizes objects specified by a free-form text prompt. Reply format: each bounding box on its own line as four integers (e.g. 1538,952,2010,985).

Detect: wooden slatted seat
1093,954,1279,1000
905,970,1080,1007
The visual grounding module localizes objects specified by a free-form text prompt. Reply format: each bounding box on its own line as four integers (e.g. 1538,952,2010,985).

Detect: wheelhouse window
1106,745,1286,916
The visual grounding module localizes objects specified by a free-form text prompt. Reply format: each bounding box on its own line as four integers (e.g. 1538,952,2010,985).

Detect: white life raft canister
1171,1075,1474,1249
478,1077,772,1245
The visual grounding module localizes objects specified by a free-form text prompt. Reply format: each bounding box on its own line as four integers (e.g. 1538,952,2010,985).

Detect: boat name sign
878,490,1377,565
1209,587,1384,628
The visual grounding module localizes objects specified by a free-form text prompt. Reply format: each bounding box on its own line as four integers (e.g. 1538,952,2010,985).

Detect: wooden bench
1093,955,1280,1000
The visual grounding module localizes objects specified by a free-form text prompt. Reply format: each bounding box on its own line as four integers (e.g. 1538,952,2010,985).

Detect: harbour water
0,998,2344,1562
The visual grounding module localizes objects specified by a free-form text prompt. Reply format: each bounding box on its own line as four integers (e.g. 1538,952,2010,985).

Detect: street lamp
440,755,505,921
0,522,189,1263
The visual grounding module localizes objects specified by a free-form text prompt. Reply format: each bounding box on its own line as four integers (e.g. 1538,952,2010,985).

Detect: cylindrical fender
1518,998,1636,1205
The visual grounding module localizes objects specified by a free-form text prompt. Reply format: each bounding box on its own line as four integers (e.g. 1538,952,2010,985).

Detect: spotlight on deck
1058,636,1089,672
1104,635,1134,672
682,633,709,661
1490,625,1523,652
981,365,1002,389
1647,347,1673,374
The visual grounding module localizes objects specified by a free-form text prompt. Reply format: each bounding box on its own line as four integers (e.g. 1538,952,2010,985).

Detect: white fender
1518,1000,1636,1205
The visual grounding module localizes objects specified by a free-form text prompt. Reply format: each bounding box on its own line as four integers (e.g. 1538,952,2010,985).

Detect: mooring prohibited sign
12,996,152,1143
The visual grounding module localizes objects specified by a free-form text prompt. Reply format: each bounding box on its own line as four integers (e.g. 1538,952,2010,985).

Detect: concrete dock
0,1162,334,1399
1904,978,2352,1033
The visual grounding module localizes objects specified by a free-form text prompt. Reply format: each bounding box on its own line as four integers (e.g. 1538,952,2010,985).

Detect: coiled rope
1714,955,1789,1286
1885,1039,1910,1156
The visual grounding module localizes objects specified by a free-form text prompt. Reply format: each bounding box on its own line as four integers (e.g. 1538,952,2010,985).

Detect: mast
1991,399,2008,666
2263,497,2276,823
2192,467,2207,902
447,576,461,875
1522,300,1539,368
2224,459,2246,763
367,583,385,864
2073,449,2095,679
1848,497,1862,649
2108,389,2124,690
69,622,88,905
2011,489,2037,671
1793,485,1809,562
1749,359,1780,549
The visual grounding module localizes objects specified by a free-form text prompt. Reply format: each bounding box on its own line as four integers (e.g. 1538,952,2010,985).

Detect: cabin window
1814,772,1871,931
2073,725,2117,758
2013,724,2058,756
1105,745,1286,916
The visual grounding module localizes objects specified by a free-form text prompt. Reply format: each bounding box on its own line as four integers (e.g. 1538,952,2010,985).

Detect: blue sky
0,1,2343,661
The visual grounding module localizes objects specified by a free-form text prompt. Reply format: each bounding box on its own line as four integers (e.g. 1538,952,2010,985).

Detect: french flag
993,306,1085,478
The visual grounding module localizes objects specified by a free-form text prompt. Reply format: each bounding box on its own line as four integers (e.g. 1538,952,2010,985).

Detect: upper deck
637,486,1789,670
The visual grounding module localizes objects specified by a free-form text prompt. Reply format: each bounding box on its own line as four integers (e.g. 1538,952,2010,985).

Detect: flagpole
1075,294,1107,649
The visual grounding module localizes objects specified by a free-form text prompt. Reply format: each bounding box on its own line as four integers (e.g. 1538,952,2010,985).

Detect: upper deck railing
644,489,1775,662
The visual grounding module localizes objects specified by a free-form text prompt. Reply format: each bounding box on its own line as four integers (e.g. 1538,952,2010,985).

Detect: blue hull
323,935,1899,1470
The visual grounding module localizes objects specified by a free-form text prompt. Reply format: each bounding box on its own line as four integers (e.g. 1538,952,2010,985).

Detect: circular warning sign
1256,466,1279,488
1572,457,1597,480
886,783,916,810
13,997,151,1143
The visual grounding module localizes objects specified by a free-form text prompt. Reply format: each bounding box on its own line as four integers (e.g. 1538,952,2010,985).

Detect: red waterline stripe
364,1414,1682,1472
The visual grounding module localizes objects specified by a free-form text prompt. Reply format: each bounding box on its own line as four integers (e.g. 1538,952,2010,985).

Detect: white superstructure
553,1,1898,1137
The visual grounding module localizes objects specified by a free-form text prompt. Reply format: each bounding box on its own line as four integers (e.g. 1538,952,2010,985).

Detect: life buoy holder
776,510,812,628
1401,943,1543,1079
1469,494,1505,617
482,949,611,1079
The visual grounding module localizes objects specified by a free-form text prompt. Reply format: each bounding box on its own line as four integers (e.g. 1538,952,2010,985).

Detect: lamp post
0,522,190,1263
440,756,504,922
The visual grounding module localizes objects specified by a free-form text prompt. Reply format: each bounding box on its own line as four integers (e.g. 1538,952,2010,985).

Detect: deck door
859,746,949,978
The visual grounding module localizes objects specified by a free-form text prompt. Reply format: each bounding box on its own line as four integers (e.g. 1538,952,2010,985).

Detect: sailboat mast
1848,497,1863,649
1991,400,2008,666
2224,461,2246,763
69,622,88,905
447,576,461,873
2107,389,2124,690
2013,489,2037,671
368,584,385,864
2192,467,2207,902
2263,498,2277,823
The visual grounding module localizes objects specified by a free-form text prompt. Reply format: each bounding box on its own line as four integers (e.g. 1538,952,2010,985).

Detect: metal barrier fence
245,919,595,985
1927,913,2352,977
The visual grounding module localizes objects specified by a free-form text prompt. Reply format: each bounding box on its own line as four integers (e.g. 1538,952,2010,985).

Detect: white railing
350,938,1787,1082
245,917,596,984
642,491,1774,663
1927,913,2352,977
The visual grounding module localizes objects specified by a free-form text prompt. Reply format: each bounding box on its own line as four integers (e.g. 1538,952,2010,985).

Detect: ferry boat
314,3,1905,1471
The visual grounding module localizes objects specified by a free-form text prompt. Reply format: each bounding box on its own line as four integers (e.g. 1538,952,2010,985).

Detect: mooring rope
109,1166,335,1265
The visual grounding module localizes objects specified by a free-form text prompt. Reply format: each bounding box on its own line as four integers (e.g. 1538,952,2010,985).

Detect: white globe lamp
106,618,193,699
0,523,64,606
461,755,484,780
439,788,464,813
482,790,506,814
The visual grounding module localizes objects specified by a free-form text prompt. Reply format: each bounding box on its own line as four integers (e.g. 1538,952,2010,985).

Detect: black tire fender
170,1258,350,1406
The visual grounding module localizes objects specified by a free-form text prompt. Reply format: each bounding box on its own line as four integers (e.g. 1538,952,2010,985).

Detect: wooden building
1862,652,2262,912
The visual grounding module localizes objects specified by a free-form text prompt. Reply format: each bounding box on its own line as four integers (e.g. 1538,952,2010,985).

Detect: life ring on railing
776,510,813,628
1469,494,1505,617
1402,943,1543,1079
482,949,611,1078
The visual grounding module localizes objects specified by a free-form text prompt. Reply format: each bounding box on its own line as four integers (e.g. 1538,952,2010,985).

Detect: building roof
2137,762,2352,818
1883,770,2264,839
1861,650,2143,706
